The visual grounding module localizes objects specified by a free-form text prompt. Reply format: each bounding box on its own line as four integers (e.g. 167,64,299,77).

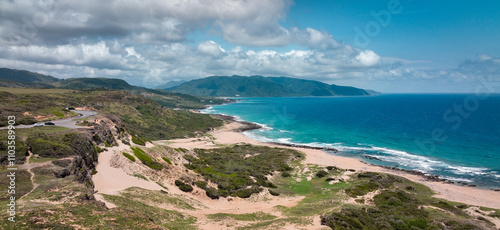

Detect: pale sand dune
92,144,163,195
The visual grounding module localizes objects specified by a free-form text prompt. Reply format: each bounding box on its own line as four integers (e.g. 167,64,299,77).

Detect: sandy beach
167,120,500,210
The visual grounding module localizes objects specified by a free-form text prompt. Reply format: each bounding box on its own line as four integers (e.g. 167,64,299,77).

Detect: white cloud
355,50,380,66
197,41,225,58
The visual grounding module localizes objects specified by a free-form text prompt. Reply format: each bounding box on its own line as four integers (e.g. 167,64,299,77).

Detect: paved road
1,110,97,129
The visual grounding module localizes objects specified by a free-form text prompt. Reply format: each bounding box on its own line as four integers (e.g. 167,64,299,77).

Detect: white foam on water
439,176,474,183
447,165,490,176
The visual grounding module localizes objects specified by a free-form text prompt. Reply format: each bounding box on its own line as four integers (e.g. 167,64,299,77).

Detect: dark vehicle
44,122,55,125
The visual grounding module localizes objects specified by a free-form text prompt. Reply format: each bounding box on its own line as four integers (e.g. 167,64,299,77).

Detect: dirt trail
19,151,38,200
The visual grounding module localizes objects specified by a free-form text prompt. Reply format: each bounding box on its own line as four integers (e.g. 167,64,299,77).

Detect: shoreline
203,114,500,209
213,113,498,190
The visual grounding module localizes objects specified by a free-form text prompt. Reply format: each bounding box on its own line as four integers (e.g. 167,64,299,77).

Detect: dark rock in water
467,184,477,187
270,142,340,153
493,189,500,192
214,114,262,132
363,155,381,161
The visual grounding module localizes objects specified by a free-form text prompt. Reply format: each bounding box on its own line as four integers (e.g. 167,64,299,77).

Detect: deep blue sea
203,94,500,189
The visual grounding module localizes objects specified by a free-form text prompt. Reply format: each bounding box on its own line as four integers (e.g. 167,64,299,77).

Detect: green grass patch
207,211,277,221
162,157,172,165
131,135,146,146
122,152,136,162
29,156,58,163
131,146,163,170
133,173,148,181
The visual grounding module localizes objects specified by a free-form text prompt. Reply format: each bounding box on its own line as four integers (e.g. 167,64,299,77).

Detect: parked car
44,122,55,125
34,123,43,127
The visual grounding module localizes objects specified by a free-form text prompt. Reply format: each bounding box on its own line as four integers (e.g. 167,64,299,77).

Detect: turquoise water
203,94,500,189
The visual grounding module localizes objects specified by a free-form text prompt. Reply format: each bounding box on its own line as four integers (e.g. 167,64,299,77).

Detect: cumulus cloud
197,41,225,58
355,50,380,66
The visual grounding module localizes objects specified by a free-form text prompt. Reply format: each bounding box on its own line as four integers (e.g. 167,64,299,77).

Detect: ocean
203,94,500,189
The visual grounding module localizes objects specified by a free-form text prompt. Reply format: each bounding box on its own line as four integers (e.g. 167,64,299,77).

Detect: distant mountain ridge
155,80,187,89
55,77,135,90
167,75,373,97
0,68,60,88
0,68,228,109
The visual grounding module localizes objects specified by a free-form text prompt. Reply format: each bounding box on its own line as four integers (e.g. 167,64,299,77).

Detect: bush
269,190,280,196
316,170,328,178
326,166,337,170
162,157,172,165
131,147,151,162
178,148,188,153
281,172,291,177
131,135,145,146
262,181,277,188
205,187,220,199
175,180,193,192
122,152,136,162
232,189,253,198
195,180,207,189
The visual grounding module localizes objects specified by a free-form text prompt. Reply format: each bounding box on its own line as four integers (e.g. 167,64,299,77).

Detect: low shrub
205,187,220,199
131,147,163,170
232,189,253,198
131,135,145,146
131,147,151,162
162,157,172,165
194,180,207,189
175,180,193,192
269,190,280,196
122,152,136,162
281,172,291,177
326,166,338,170
316,170,328,178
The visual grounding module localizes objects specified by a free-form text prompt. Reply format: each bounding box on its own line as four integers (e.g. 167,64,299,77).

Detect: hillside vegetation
0,68,60,84
0,89,223,140
168,75,372,97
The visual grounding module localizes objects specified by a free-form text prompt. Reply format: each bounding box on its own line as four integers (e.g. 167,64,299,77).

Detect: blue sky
288,0,500,66
0,0,499,93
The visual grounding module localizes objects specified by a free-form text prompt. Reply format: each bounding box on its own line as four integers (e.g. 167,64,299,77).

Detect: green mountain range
167,75,374,97
0,68,228,109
